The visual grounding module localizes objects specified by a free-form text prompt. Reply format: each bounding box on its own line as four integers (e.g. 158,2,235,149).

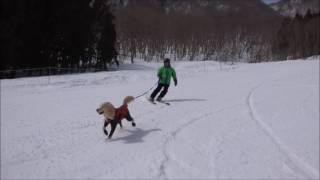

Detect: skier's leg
150,84,163,100
108,121,118,139
158,84,169,100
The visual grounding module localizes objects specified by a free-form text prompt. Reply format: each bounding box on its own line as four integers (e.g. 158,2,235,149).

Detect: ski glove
132,122,136,127
174,79,177,86
158,76,162,84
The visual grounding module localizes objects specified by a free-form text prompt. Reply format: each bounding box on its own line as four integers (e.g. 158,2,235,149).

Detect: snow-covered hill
1,58,319,179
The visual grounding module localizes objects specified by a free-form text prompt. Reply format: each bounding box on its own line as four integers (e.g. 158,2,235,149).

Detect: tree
1,0,117,76
95,0,117,69
272,10,320,60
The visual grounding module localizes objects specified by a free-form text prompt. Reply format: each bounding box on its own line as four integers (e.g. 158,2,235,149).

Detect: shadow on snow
109,128,161,144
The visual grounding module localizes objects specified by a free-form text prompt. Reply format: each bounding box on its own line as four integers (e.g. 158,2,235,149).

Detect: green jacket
157,66,177,85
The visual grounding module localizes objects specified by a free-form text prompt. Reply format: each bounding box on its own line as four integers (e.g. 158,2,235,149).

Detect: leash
134,82,158,99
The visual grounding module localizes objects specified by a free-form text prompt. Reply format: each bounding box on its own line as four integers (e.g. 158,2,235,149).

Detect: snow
1,58,319,179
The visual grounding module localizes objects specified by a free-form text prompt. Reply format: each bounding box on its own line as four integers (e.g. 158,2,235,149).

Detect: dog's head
96,102,115,120
96,107,104,115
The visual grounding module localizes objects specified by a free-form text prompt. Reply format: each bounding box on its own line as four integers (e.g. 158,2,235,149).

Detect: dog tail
123,96,134,105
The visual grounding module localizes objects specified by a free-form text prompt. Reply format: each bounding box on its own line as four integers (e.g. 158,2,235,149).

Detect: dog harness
115,104,129,120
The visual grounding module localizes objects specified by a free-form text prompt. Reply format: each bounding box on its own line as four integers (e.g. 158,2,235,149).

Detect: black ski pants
150,83,169,99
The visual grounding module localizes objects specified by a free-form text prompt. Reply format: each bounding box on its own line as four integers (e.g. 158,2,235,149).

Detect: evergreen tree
94,0,117,69
1,0,117,77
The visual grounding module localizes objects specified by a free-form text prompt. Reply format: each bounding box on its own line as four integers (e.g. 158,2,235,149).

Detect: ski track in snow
247,82,319,179
158,100,244,179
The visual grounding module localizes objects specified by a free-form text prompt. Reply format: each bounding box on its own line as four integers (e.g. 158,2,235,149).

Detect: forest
1,0,319,78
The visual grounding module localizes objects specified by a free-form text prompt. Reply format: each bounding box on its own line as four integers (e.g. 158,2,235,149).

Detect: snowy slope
1,58,319,179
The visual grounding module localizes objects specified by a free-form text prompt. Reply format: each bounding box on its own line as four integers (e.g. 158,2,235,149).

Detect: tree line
0,0,117,78
113,1,319,63
272,10,320,60
1,0,319,79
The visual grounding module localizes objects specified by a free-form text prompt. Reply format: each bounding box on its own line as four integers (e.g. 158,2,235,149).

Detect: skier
149,58,177,102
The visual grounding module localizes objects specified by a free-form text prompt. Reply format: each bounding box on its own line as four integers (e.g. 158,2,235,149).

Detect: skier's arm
157,68,163,80
172,69,177,86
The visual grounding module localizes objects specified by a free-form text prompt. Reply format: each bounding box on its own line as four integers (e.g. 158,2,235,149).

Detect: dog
96,96,136,139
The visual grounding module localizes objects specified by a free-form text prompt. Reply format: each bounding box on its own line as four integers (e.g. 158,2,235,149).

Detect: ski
145,96,169,105
146,96,157,105
156,100,170,105
148,100,157,105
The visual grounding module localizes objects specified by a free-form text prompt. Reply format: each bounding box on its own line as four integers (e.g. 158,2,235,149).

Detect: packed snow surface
1,58,319,179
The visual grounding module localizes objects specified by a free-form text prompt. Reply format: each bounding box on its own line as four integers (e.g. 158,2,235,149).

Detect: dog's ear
123,96,135,105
